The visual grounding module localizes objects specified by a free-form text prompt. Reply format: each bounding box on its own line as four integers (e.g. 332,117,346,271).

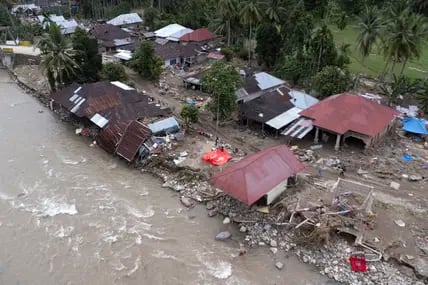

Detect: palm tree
383,10,428,76
218,0,237,46
239,0,262,66
356,6,383,62
265,0,286,25
37,24,79,91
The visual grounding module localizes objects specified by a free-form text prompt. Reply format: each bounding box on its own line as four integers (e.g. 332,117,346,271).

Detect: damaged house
239,86,319,135
50,81,169,162
294,93,399,149
154,40,200,67
236,72,285,103
90,24,135,53
210,145,306,205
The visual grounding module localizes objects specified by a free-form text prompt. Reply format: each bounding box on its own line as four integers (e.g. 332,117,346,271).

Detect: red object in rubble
349,256,367,272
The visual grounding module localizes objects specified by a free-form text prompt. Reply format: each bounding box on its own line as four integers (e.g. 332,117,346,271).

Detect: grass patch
330,24,428,79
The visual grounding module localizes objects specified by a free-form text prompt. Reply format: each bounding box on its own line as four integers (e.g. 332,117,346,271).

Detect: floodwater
0,70,329,285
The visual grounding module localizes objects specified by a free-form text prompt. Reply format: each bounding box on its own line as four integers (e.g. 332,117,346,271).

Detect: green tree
220,47,234,61
308,24,338,72
265,0,286,25
311,66,351,99
383,9,428,76
336,43,351,68
255,23,282,68
416,90,428,113
202,62,242,122
180,105,199,127
37,23,79,91
144,7,160,31
130,42,163,80
239,0,262,65
100,62,128,82
218,0,237,46
356,6,383,61
380,74,416,105
71,28,102,83
275,52,313,85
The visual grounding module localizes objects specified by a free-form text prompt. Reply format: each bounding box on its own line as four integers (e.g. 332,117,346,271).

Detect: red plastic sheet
349,256,367,272
202,149,232,166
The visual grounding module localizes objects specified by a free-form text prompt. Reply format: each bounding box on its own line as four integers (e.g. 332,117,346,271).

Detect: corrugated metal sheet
288,90,319,110
116,121,152,162
300,93,399,137
90,113,109,128
266,107,302,130
97,121,130,154
107,13,143,26
239,87,293,123
210,145,305,205
180,28,215,42
254,72,285,91
148,117,179,134
155,24,191,38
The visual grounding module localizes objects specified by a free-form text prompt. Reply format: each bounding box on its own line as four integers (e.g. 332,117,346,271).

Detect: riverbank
8,67,427,285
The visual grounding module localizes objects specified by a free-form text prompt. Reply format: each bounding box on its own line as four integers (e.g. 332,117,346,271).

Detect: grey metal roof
148,117,179,134
107,13,143,26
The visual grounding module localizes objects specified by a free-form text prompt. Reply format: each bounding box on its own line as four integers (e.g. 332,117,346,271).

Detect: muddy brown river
0,70,329,285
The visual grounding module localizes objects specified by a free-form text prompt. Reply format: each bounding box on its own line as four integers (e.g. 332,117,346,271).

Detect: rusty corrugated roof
300,93,399,137
210,145,305,205
116,121,151,162
97,121,130,154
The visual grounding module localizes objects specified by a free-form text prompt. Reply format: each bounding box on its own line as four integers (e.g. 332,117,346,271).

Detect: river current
0,70,328,285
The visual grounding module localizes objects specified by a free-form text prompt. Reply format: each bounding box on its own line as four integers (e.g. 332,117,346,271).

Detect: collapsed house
50,81,169,162
239,86,319,135
210,145,305,205
90,24,135,52
236,72,285,103
291,93,399,149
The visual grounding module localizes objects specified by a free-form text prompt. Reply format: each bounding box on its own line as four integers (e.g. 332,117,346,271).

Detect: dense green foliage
129,42,163,80
311,66,351,99
220,47,234,62
71,28,102,83
100,62,128,82
255,23,281,68
37,24,79,91
180,105,199,127
202,62,242,120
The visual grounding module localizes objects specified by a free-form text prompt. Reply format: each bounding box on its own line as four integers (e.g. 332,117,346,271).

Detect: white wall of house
164,57,180,67
266,179,288,205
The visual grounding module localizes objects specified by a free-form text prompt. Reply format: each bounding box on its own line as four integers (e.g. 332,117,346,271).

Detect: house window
170,59,177,65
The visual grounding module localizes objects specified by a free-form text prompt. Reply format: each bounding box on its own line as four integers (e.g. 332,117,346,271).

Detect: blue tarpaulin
402,118,428,135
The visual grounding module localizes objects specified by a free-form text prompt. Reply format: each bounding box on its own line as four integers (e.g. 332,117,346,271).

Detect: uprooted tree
202,62,242,122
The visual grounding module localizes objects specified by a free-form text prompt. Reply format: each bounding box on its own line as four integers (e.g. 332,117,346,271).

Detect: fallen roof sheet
281,118,314,139
300,93,399,137
210,145,305,205
116,121,152,162
107,13,143,26
207,52,224,60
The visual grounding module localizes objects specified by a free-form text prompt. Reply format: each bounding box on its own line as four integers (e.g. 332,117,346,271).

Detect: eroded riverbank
0,71,331,284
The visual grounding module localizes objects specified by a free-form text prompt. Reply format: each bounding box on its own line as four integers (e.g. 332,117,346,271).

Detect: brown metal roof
90,24,130,42
210,145,306,205
116,121,151,161
97,121,130,154
154,41,199,60
52,81,168,127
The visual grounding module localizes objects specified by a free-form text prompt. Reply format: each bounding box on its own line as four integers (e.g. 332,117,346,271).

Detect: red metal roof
299,93,399,137
180,28,215,42
210,145,305,205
